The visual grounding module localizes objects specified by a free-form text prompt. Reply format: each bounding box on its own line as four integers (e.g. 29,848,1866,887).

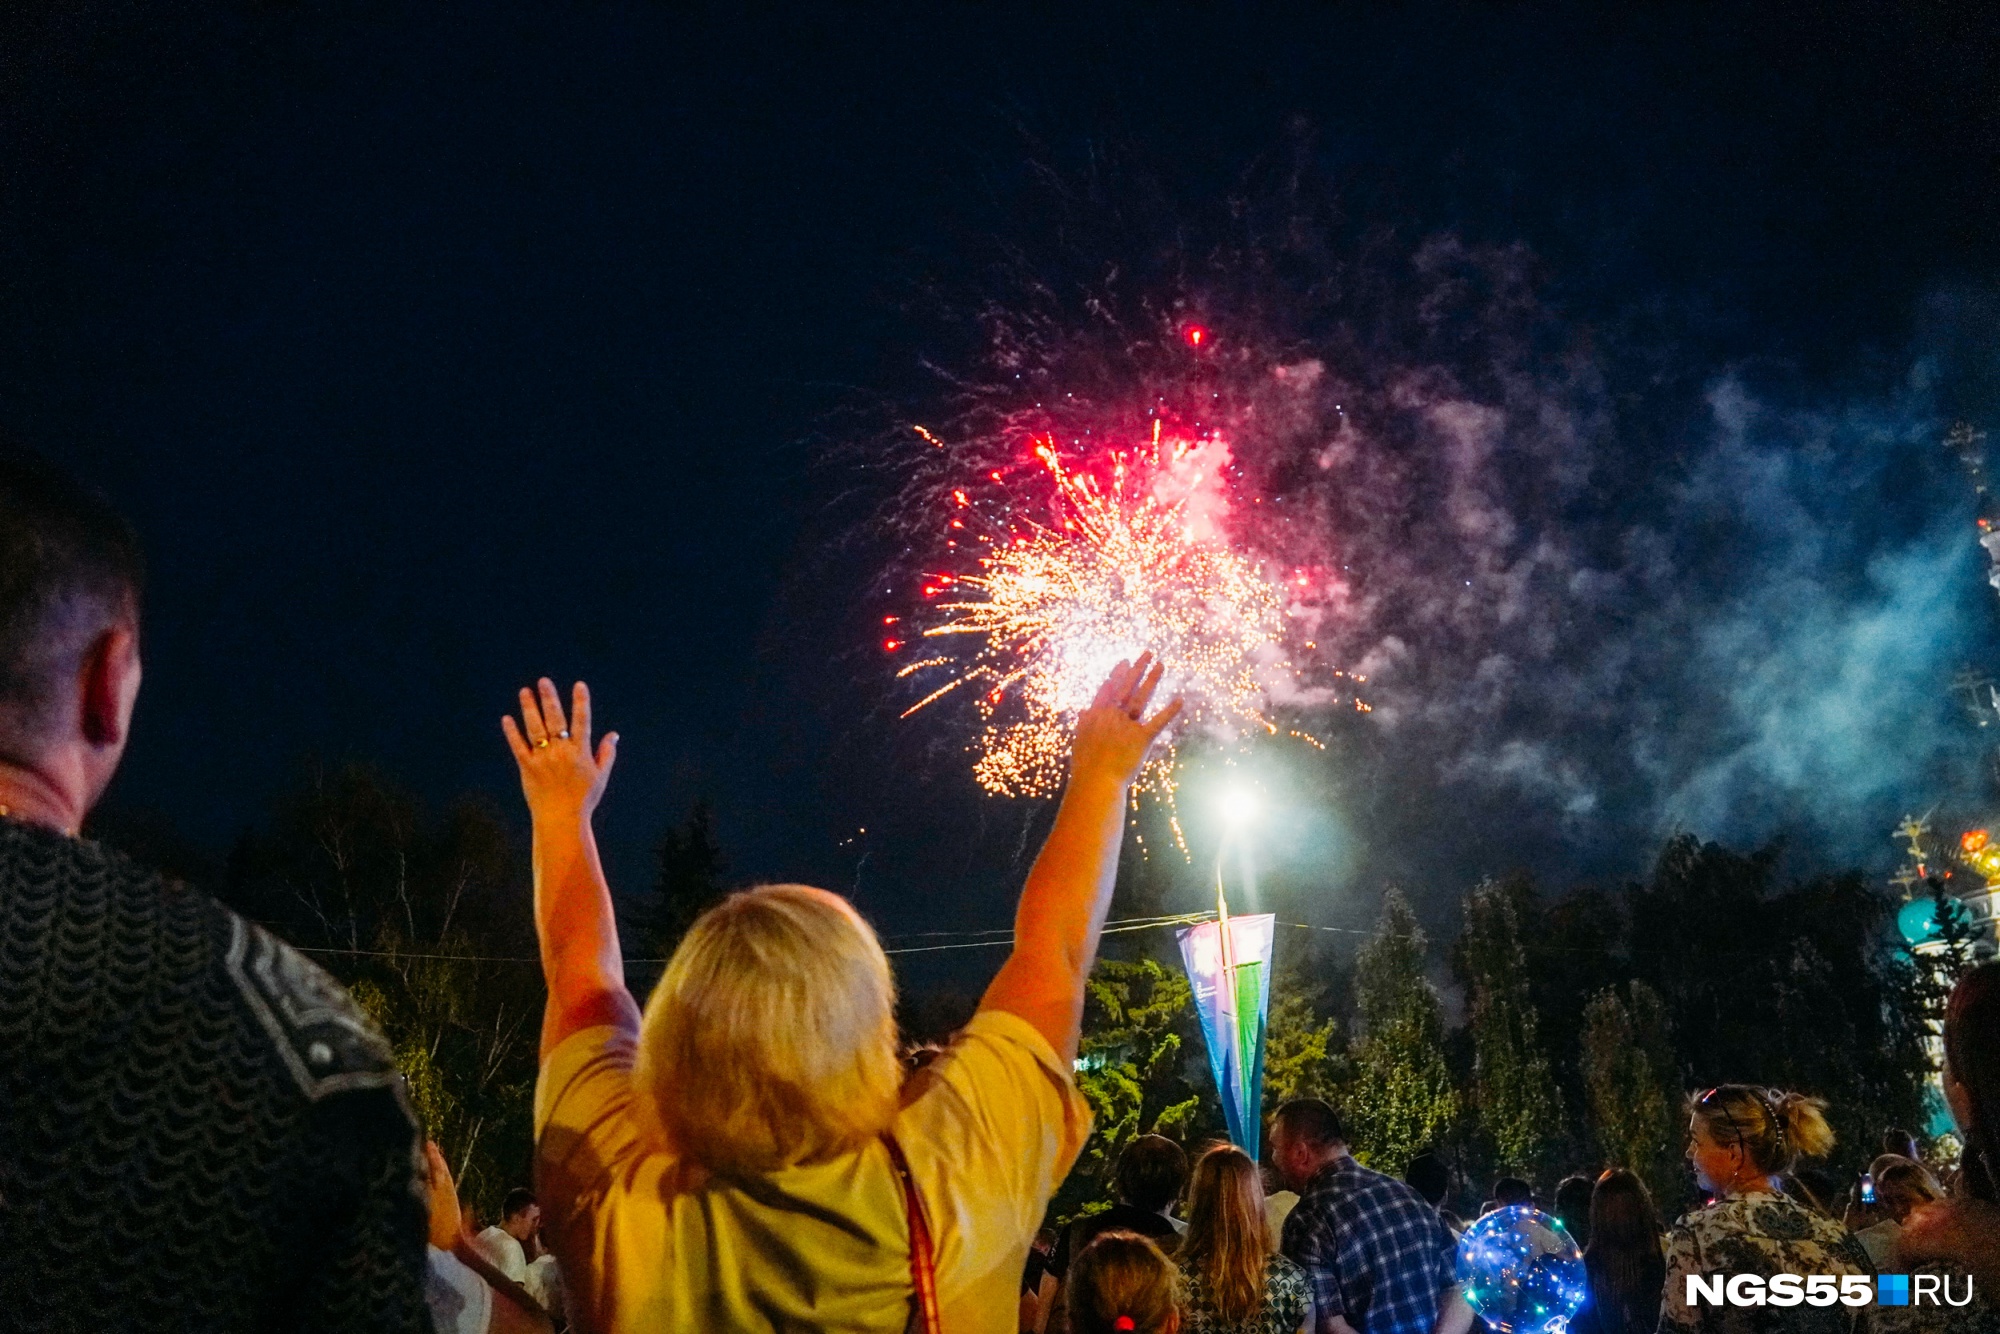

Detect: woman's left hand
502,678,619,823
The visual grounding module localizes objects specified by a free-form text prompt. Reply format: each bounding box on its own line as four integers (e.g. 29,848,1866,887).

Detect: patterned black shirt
0,819,430,1333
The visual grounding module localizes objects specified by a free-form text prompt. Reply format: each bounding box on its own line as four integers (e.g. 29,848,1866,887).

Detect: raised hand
502,679,619,823
423,1139,464,1252
1070,653,1183,789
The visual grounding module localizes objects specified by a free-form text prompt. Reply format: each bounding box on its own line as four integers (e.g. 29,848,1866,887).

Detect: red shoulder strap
883,1133,940,1334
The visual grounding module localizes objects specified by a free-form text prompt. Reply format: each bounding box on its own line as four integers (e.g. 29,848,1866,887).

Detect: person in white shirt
523,1251,565,1328
422,1145,550,1334
474,1190,541,1284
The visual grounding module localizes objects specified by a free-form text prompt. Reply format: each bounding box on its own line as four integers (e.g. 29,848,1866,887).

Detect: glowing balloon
1454,1205,1588,1334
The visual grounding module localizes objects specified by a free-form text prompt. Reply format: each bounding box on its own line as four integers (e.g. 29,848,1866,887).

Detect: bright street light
1218,785,1259,830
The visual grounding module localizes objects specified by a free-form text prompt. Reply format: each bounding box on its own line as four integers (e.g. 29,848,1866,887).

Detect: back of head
1066,1230,1182,1334
1182,1144,1268,1324
1493,1176,1534,1209
1874,1158,1944,1221
1690,1084,1835,1176
1945,962,2000,1202
1587,1169,1662,1256
1272,1098,1345,1153
0,449,143,759
634,883,899,1176
1586,1170,1665,1331
1404,1152,1450,1207
1115,1134,1189,1214
1554,1173,1594,1238
1882,1127,1920,1161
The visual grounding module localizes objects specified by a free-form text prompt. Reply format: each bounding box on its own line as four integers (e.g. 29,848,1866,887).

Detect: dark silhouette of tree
1348,887,1457,1175
1581,981,1680,1213
1516,881,1626,1169
222,762,541,1221
625,800,729,1001
1263,939,1350,1114
1622,835,1929,1181
1456,877,1561,1184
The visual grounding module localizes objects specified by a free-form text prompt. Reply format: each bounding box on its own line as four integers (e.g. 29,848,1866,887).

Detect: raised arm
503,678,640,1057
980,654,1181,1064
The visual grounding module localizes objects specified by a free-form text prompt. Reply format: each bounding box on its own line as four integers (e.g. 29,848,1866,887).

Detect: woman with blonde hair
505,658,1179,1333
1067,1231,1185,1334
1176,1145,1309,1334
1659,1085,1870,1334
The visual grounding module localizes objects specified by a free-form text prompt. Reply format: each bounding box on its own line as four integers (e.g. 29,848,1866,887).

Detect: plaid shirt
1280,1154,1456,1334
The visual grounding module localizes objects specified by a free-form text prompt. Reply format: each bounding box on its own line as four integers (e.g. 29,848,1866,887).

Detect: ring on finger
559,730,571,740
535,738,550,749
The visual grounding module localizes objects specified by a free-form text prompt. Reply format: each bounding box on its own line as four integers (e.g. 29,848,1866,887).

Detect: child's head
1066,1230,1182,1334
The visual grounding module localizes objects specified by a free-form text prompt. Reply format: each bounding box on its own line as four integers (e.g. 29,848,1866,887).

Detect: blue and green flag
1176,913,1276,1155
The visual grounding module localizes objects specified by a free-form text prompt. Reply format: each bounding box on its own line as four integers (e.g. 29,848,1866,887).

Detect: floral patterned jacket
1659,1191,1870,1334
1179,1253,1312,1334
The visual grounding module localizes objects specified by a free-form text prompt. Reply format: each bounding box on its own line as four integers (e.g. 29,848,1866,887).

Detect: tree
224,763,542,1219
1913,874,1979,1035
1514,882,1626,1171
1625,836,1930,1180
1580,980,1680,1211
625,800,728,1000
1263,958,1348,1114
1057,957,1210,1218
1347,887,1458,1175
1456,878,1561,1183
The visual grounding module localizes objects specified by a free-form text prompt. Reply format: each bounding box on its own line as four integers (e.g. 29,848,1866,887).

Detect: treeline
89,763,1939,1226
1055,837,1937,1222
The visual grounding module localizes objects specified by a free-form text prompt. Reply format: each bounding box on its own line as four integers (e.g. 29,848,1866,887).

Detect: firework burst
897,420,1302,798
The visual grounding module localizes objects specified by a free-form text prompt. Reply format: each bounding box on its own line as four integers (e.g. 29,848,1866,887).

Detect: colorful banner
1176,913,1276,1156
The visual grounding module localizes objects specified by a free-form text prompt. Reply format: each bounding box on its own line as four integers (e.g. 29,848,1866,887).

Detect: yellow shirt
534,1008,1092,1333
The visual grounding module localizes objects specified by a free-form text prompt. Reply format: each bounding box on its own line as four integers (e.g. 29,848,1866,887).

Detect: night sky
6,3,2000,982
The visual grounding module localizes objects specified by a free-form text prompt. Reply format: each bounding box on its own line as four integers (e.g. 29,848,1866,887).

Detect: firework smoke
864,156,1996,889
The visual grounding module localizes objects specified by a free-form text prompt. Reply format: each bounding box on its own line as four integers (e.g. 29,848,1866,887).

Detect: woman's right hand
1069,653,1182,789
502,678,618,824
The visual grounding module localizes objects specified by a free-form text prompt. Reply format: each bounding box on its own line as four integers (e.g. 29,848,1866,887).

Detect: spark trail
896,420,1322,798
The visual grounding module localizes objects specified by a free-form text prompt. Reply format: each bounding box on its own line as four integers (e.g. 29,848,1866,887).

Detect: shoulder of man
220,911,408,1104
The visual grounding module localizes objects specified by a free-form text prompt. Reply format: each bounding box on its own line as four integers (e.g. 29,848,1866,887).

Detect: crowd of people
4,447,2000,1334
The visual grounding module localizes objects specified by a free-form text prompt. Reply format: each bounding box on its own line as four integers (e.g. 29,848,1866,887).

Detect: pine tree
1457,878,1561,1181
1264,988,1348,1111
1921,874,1979,1019
1347,887,1459,1175
626,800,728,999
1580,981,1680,1213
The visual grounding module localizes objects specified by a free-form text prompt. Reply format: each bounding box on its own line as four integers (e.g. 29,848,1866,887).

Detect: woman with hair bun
1066,1231,1183,1334
1659,1085,1871,1334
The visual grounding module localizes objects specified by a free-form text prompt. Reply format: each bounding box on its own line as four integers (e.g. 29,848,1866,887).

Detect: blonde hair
1179,1145,1268,1324
633,884,900,1175
1690,1085,1835,1174
1067,1231,1183,1334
